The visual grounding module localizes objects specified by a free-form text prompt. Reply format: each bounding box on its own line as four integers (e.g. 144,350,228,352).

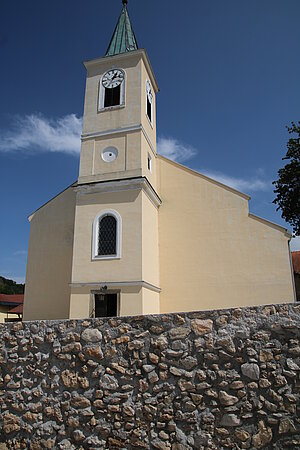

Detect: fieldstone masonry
0,303,300,449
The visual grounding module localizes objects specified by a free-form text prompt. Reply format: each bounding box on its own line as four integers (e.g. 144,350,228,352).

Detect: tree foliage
273,122,300,236
0,276,25,295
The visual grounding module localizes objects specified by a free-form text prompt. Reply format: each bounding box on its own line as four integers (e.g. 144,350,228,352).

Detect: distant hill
0,276,25,294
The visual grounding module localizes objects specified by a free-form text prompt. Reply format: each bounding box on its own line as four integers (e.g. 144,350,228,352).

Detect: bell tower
70,1,161,319
78,0,159,192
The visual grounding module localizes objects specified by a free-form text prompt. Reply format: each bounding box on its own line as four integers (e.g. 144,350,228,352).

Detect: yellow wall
142,192,160,288
69,286,159,319
140,55,157,185
81,50,158,137
0,307,20,323
71,190,143,283
141,131,157,191
79,131,142,184
23,187,76,321
24,47,295,322
120,286,143,316
69,286,94,319
82,53,142,136
69,185,160,318
78,50,158,191
158,156,294,313
142,288,160,315
70,49,161,319
24,155,295,321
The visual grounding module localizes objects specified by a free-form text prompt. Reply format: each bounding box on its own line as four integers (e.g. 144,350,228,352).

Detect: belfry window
92,210,122,260
99,68,126,111
98,215,117,256
146,80,153,126
104,85,121,108
147,97,152,122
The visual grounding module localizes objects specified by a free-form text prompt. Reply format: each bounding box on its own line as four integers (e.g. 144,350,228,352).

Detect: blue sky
0,0,299,283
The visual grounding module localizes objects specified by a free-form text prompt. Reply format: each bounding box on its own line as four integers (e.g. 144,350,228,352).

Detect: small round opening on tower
102,147,118,163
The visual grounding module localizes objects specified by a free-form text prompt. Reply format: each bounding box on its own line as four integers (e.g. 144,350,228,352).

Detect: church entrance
94,292,118,318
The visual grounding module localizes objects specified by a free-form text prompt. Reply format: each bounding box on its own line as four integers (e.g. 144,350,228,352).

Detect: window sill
92,255,121,261
98,104,125,113
146,114,153,129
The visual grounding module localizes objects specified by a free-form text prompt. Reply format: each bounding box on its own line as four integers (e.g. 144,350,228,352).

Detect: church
23,1,295,321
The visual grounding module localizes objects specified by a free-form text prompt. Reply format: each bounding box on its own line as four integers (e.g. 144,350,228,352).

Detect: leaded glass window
98,215,117,256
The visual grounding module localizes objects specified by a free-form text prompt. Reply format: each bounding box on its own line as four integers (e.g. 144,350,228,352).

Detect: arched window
92,210,122,260
98,215,116,255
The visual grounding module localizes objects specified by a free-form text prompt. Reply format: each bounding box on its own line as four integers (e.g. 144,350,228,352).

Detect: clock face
102,69,125,89
146,80,153,104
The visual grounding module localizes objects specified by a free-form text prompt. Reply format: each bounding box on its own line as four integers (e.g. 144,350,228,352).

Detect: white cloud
0,273,25,284
13,250,27,257
157,137,196,163
157,136,269,193
200,170,270,193
0,121,270,195
291,235,300,252
0,114,82,155
11,276,25,284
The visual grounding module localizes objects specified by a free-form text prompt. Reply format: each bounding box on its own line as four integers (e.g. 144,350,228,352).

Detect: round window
102,147,118,162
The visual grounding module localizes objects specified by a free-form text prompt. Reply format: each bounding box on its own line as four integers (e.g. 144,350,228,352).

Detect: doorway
94,293,118,318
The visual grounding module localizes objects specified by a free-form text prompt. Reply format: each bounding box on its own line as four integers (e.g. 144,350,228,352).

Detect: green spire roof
105,1,138,57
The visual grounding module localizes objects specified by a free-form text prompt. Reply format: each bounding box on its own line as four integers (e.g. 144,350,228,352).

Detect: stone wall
0,303,300,449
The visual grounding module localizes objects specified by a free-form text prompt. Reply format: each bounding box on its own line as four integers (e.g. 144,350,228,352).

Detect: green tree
0,276,25,294
273,122,300,236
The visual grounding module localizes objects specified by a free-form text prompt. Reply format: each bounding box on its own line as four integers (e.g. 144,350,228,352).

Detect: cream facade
24,187,76,320
23,4,295,321
0,309,18,324
158,156,295,312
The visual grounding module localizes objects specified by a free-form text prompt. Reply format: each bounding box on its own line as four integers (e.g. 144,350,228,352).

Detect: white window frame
147,153,152,173
98,69,126,112
146,79,154,127
92,209,122,260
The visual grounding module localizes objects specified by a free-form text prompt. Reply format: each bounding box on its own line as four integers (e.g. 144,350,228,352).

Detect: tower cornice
81,123,157,158
75,177,162,209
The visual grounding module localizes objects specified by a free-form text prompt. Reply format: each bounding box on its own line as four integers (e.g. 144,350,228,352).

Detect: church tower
69,0,161,318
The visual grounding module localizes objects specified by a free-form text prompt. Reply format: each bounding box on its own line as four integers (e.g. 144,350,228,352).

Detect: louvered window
98,215,117,256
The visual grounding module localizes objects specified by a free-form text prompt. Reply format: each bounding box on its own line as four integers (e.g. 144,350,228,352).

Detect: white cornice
81,124,140,140
75,177,162,209
81,124,156,157
70,280,161,293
